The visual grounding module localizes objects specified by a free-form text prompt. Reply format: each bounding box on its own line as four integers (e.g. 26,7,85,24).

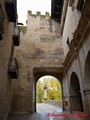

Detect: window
66,37,70,45
66,37,70,50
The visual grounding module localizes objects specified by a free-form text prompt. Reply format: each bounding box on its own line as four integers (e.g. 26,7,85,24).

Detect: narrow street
37,103,63,114
7,103,89,120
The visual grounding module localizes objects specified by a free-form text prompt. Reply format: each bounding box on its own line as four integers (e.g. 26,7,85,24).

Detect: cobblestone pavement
7,103,89,120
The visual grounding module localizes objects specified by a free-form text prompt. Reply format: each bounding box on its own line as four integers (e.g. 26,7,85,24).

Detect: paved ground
7,103,89,120
37,103,63,114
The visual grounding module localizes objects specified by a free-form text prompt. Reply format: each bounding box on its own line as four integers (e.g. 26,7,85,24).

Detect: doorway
36,75,62,113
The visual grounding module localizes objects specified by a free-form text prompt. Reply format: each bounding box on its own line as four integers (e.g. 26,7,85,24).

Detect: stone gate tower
12,11,64,113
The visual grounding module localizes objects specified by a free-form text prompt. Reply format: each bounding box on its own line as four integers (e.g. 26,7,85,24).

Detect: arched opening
36,75,62,113
84,51,90,87
84,50,90,113
70,72,83,112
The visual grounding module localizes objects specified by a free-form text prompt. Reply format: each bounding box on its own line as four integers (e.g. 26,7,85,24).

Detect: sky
17,0,51,25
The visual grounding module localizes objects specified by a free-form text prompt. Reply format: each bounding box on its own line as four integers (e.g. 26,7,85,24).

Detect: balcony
4,0,17,22
0,23,4,40
8,57,19,79
13,26,20,46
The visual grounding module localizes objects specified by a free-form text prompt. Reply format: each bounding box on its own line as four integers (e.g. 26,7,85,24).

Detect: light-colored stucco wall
62,5,81,56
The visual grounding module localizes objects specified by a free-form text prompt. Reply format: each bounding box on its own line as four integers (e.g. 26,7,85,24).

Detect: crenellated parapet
28,10,50,19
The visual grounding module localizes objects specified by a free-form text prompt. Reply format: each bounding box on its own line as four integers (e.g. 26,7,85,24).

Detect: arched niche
84,50,90,114
69,72,83,112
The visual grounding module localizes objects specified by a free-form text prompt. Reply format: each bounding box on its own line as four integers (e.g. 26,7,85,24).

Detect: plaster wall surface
62,6,81,56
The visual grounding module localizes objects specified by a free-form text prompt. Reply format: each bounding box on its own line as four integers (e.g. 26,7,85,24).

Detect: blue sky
17,0,51,25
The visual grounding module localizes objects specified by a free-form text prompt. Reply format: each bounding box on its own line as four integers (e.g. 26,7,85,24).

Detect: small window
77,0,84,11
66,37,70,45
66,37,70,49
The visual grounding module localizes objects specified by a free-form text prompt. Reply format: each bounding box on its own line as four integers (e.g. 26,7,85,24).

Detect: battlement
28,10,50,18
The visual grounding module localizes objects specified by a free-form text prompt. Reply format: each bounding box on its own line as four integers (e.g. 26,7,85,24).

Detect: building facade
12,11,64,113
0,0,20,119
61,0,90,114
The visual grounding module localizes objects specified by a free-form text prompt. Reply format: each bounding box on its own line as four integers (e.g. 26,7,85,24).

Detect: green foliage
36,81,44,103
47,78,62,101
18,26,27,33
45,12,50,17
36,76,62,103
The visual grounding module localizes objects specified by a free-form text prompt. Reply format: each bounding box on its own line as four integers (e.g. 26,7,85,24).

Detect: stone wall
12,12,64,113
0,0,15,119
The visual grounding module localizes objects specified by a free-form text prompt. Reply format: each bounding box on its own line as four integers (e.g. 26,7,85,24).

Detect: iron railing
13,26,20,46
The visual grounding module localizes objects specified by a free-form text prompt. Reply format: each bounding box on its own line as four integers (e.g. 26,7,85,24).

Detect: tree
36,76,62,103
36,81,44,103
47,77,62,100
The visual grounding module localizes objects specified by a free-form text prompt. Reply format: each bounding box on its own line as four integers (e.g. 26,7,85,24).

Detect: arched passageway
33,67,64,112
70,72,83,112
84,50,90,113
36,75,62,113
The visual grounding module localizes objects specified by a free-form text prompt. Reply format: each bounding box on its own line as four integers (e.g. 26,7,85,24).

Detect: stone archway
84,50,90,113
33,67,64,112
69,72,83,112
36,75,62,112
